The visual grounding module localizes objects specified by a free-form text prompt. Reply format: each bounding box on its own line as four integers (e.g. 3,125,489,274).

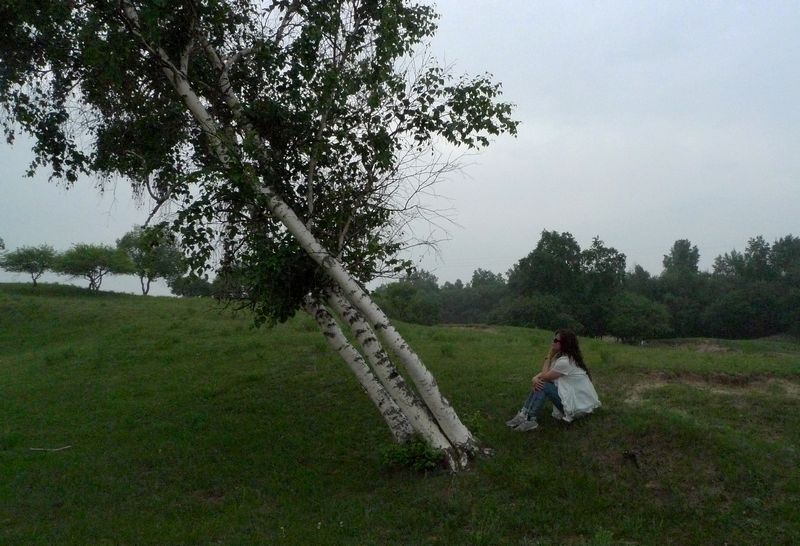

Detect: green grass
1,283,799,545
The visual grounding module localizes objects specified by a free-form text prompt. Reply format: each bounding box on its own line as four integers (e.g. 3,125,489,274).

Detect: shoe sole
514,423,538,432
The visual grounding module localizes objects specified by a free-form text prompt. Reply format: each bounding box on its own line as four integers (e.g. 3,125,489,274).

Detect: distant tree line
372,231,800,341
0,226,185,294
0,226,252,298
4,228,799,340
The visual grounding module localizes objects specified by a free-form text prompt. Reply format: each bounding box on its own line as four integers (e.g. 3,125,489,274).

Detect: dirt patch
695,342,732,353
625,372,800,404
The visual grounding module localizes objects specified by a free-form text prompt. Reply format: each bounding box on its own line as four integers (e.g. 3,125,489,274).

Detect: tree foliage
579,236,626,335
503,232,624,335
0,244,57,286
770,235,800,284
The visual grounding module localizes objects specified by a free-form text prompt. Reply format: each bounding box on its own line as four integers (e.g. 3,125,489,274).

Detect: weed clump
381,436,447,473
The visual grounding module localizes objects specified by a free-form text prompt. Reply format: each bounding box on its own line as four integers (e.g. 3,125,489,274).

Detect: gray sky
2,1,799,293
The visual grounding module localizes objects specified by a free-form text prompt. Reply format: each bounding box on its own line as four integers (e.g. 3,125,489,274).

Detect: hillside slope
1,283,799,545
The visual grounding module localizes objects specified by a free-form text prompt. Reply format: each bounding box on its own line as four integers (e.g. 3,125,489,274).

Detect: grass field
1,283,799,545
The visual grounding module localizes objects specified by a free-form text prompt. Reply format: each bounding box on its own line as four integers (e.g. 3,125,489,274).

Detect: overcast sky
2,1,799,294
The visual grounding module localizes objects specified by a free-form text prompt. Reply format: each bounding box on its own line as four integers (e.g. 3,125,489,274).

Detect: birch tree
0,0,517,469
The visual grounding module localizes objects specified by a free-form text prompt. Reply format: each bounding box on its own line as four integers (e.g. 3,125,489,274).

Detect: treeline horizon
4,229,798,341
373,231,800,342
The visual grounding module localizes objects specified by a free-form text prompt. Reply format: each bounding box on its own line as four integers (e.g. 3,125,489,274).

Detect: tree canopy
0,245,57,286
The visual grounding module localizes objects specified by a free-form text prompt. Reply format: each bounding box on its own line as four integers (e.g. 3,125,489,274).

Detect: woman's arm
532,369,564,391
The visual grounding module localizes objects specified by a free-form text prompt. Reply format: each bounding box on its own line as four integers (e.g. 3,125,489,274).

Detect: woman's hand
533,369,564,391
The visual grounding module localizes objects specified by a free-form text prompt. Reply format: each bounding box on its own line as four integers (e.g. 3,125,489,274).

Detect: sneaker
514,418,539,432
505,410,527,428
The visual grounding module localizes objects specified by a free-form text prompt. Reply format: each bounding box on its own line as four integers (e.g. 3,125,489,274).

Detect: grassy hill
1,283,799,545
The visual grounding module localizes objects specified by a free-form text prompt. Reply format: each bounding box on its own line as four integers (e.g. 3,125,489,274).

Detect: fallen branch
29,445,72,452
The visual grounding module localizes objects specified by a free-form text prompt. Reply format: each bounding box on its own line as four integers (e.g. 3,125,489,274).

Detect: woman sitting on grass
506,329,601,432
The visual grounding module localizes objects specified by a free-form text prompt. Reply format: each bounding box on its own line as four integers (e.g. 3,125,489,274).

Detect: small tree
0,245,57,287
56,244,133,292
118,225,184,295
625,265,659,300
743,236,776,281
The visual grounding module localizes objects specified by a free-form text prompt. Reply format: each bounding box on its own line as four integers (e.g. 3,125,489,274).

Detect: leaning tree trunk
325,290,461,460
303,297,416,445
119,3,478,468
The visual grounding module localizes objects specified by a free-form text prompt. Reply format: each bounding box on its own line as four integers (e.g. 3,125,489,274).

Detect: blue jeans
523,381,564,419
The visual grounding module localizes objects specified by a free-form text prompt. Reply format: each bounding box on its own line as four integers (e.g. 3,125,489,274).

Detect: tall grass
1,283,798,545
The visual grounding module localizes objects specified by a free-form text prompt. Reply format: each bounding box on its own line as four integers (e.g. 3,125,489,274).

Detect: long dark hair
555,329,591,377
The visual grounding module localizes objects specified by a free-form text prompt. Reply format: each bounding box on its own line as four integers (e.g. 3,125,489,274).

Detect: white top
550,355,601,422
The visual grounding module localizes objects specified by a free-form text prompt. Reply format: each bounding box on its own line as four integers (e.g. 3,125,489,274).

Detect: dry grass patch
624,371,800,405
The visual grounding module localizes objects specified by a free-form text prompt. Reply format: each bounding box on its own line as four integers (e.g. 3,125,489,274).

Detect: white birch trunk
325,290,459,459
303,298,415,444
119,5,477,465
